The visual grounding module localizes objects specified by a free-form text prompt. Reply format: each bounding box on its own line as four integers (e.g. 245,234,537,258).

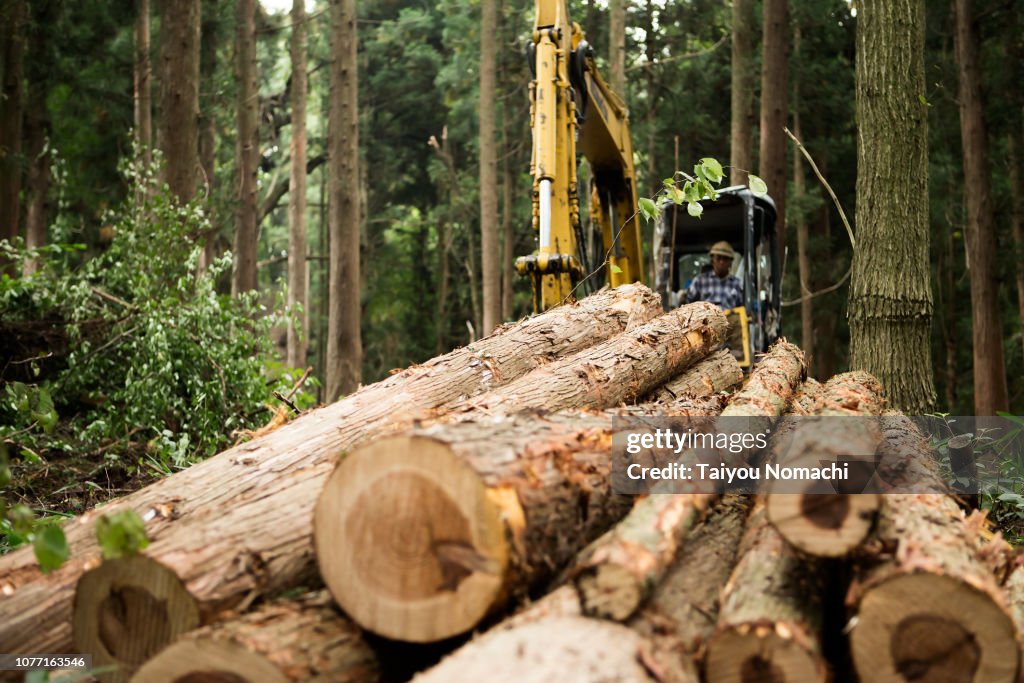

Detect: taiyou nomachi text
625,461,852,484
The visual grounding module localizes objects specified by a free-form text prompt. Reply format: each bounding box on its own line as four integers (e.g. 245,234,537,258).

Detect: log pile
0,284,1021,683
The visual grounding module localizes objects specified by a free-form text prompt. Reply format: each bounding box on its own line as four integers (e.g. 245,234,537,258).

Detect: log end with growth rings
314,435,510,642
850,572,1019,683
765,493,880,558
705,622,827,683
131,639,289,683
73,555,200,683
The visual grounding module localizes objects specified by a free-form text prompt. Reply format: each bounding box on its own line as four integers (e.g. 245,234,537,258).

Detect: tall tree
135,0,152,167
609,0,626,95
232,0,258,295
0,0,26,258
326,0,362,400
22,0,56,277
479,0,500,333
729,0,754,186
198,0,220,271
791,27,812,373
1010,124,1024,364
759,0,788,261
288,0,309,368
953,0,1008,414
156,0,200,202
849,0,935,414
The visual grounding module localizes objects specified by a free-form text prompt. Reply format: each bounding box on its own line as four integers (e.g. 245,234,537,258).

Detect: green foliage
1,157,302,567
640,157,727,224
96,510,149,560
33,525,70,573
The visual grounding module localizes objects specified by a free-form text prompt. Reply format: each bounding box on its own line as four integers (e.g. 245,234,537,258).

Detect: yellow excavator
514,0,644,312
516,0,781,368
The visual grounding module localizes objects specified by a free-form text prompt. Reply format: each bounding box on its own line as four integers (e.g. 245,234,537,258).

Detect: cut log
131,591,377,683
445,301,729,416
764,371,886,557
874,411,949,494
788,378,822,415
0,284,661,657
651,349,744,402
569,340,806,621
847,423,1020,683
413,496,751,683
705,503,829,683
315,399,723,644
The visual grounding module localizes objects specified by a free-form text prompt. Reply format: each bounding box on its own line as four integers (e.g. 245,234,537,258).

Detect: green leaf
609,264,623,274
687,202,704,218
918,94,931,107
638,197,658,222
33,525,69,574
748,174,768,195
662,177,675,186
667,185,685,205
96,510,150,560
699,157,724,183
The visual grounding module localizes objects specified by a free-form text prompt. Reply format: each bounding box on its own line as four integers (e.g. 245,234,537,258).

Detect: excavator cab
653,186,781,369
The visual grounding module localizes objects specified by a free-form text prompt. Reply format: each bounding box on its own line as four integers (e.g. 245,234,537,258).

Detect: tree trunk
569,340,805,621
705,503,829,683
325,0,362,400
449,302,727,416
0,284,661,656
954,0,1008,415
609,0,626,95
849,0,936,415
0,0,26,266
759,0,788,263
287,0,308,368
316,408,687,643
466,222,483,341
128,592,378,683
501,119,515,321
22,0,53,278
134,0,152,168
479,0,500,334
764,371,886,557
792,35,814,372
1008,125,1024,365
197,0,219,271
729,0,754,186
413,497,752,683
156,0,200,203
650,348,743,402
848,491,1019,681
231,0,259,295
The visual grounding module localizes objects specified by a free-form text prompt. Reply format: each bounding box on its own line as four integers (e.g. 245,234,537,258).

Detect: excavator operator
684,241,743,310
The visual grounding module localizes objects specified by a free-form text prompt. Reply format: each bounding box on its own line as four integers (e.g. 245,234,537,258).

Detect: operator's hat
709,241,735,259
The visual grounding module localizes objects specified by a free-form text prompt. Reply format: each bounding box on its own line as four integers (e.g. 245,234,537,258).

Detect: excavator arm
515,0,644,312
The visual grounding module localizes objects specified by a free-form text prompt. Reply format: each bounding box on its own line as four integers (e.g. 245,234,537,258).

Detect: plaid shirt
685,271,743,310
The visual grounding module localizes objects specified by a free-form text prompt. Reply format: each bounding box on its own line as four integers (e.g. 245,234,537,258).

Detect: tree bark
848,490,1019,682
650,348,743,402
764,371,886,557
705,503,829,683
317,407,710,643
287,0,308,368
1009,127,1024,365
609,0,626,95
22,0,53,277
448,301,728,416
792,32,814,372
729,0,754,186
0,0,26,265
849,0,936,415
134,0,152,168
129,592,378,683
412,497,751,683
232,0,259,295
325,0,362,400
569,340,805,621
479,0,500,334
156,0,200,203
759,0,788,262
197,0,219,271
0,285,661,656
